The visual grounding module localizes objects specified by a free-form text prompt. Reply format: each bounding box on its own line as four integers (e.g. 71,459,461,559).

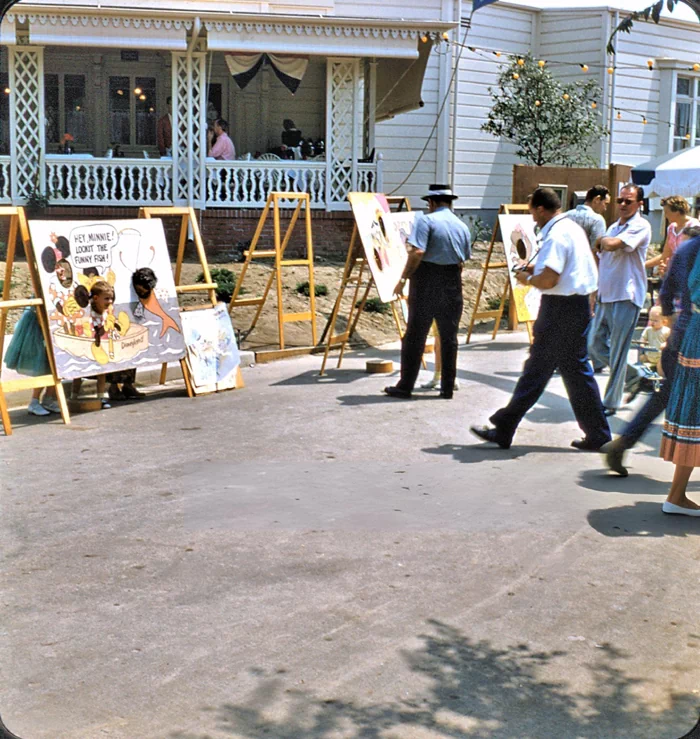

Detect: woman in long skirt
659,250,700,516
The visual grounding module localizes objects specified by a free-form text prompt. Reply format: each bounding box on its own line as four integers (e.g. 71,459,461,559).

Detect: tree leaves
608,1,700,54
481,54,608,167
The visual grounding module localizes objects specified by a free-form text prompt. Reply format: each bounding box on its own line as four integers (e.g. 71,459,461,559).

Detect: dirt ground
1,240,508,350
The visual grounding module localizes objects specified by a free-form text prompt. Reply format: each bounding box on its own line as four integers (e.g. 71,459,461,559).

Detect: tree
608,1,700,53
481,54,608,167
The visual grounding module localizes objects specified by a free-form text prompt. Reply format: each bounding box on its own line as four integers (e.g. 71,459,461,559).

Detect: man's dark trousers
620,332,680,447
490,294,611,446
397,261,463,394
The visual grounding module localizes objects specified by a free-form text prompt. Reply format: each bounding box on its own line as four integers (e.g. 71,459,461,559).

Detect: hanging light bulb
468,46,476,52
535,100,541,107
647,59,654,70
517,58,525,66
442,31,449,40
537,60,545,68
580,64,589,72
139,94,146,101
608,66,614,75
685,133,692,140
563,93,570,101
591,101,597,109
75,105,81,111
134,87,142,95
149,106,155,113
3,87,10,95
493,51,501,57
694,63,700,72
512,73,519,80
420,34,428,43
116,89,124,96
642,117,648,125
616,111,622,120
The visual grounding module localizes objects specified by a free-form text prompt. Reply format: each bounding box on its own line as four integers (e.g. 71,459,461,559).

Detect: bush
486,296,510,315
296,281,328,297
361,297,390,315
196,268,237,303
467,215,491,243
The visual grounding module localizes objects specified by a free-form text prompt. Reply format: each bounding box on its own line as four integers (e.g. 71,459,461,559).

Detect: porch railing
205,160,326,208
0,156,11,203
45,157,173,207
0,155,383,209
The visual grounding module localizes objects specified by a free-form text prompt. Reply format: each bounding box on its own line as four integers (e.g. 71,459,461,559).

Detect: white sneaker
42,398,61,414
421,376,441,389
28,398,50,416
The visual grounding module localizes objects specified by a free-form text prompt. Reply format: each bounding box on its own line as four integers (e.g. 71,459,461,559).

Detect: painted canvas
181,304,241,394
30,219,186,380
498,214,541,323
348,193,417,303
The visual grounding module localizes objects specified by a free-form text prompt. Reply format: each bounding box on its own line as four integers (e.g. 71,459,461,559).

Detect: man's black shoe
470,425,511,449
571,437,608,452
384,385,412,399
600,439,629,477
439,392,453,399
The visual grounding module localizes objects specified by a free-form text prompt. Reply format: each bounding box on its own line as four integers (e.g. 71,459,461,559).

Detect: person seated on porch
157,96,172,156
281,119,302,148
207,119,236,161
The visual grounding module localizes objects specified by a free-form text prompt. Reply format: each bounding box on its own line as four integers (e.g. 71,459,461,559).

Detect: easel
466,203,534,344
0,206,70,435
319,195,415,376
138,206,244,396
229,192,317,362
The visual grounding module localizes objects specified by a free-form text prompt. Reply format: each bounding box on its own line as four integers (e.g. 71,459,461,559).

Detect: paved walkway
1,333,699,738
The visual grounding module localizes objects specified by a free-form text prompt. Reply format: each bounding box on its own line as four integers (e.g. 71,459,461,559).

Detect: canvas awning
23,13,189,50
632,146,700,198
375,39,432,122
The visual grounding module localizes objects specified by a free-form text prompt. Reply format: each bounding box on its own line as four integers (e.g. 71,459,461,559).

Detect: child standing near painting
5,306,59,416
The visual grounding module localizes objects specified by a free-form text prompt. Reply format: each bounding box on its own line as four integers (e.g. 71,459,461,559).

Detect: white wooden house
0,0,454,214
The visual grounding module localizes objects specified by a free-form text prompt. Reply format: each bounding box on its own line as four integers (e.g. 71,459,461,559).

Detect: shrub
196,268,237,303
361,297,390,315
486,296,510,315
467,215,491,243
296,281,328,297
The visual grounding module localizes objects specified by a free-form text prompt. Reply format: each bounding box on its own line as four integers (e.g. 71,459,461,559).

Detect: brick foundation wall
0,206,355,263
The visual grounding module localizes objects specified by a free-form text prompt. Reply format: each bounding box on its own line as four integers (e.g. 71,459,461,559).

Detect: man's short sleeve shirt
597,212,651,307
565,204,606,249
533,214,598,296
408,207,471,265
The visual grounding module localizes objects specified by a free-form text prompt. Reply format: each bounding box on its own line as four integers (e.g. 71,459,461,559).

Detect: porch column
326,58,362,211
172,50,206,208
9,45,45,203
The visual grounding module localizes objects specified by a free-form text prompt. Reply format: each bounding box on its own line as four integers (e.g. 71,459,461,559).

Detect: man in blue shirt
602,225,700,475
384,184,471,400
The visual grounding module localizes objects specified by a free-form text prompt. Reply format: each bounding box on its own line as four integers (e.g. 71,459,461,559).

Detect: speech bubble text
69,224,119,270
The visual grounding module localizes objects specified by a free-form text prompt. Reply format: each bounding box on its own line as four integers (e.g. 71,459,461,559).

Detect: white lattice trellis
10,46,45,202
326,58,361,210
172,52,205,207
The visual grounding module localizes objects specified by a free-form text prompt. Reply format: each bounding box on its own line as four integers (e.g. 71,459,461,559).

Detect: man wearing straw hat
384,184,471,400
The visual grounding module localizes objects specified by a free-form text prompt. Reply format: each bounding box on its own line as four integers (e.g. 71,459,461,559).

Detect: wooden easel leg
304,198,317,346
491,278,510,341
0,386,11,436
180,357,194,398
273,198,284,350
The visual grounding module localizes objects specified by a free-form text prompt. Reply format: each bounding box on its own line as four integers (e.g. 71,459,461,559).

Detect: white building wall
334,0,446,21
451,2,536,212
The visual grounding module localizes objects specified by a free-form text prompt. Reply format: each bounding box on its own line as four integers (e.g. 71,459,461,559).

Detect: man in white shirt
566,184,609,249
588,184,651,415
471,187,611,451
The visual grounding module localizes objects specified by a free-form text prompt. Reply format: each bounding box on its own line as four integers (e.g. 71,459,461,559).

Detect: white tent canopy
632,146,700,198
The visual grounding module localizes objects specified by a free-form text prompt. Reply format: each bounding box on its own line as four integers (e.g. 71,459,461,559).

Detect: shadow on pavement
588,500,700,538
169,619,700,739
271,369,369,386
577,468,700,496
423,443,577,464
337,393,438,406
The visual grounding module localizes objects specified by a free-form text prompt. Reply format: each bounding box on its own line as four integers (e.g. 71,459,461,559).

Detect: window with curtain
44,73,87,147
109,76,131,146
109,75,157,148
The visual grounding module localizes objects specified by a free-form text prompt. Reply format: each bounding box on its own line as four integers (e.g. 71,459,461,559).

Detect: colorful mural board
181,303,241,394
30,219,186,380
498,214,542,324
348,192,418,303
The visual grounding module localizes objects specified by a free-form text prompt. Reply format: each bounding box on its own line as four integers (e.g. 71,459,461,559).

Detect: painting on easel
181,304,241,394
498,214,541,324
348,193,417,303
29,219,186,380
